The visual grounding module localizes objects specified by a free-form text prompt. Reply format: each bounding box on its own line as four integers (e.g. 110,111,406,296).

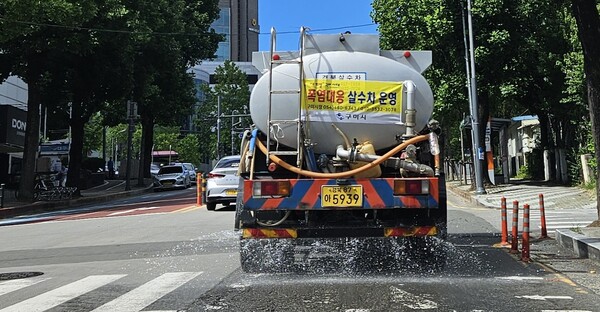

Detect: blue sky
257,0,378,51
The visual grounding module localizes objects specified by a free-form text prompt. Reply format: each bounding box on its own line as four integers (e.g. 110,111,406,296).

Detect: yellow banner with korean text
302,79,403,114
301,79,404,124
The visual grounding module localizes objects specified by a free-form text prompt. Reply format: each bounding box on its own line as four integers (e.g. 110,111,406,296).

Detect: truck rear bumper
241,226,438,239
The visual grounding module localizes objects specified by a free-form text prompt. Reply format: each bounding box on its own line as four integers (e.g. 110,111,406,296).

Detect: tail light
253,181,291,197
207,173,225,179
394,180,429,195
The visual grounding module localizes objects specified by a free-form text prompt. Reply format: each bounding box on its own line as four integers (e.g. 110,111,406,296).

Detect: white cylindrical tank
250,51,434,155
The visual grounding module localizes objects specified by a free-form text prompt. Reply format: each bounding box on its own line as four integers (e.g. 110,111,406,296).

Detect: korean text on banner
301,79,404,124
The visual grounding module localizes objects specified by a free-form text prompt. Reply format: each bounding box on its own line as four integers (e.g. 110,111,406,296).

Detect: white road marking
541,310,592,312
542,225,592,229
390,286,438,309
0,277,51,296
107,206,161,216
544,221,594,225
496,276,544,281
515,295,573,300
0,274,126,312
91,272,202,312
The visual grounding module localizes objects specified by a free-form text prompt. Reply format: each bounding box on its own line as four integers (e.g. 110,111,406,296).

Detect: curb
555,229,600,265
446,184,488,208
0,185,153,219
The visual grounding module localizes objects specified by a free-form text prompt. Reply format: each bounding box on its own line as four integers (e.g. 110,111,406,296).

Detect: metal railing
445,159,473,185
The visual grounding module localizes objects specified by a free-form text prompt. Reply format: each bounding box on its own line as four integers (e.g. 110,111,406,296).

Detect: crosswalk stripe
530,220,595,225
0,274,126,312
0,277,51,297
542,225,589,229
91,272,202,312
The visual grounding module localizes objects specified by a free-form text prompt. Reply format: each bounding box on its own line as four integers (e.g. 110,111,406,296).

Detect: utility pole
466,0,486,194
216,96,221,160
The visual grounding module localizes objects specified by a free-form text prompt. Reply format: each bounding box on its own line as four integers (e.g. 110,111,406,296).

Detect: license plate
225,189,237,195
321,185,363,207
162,181,173,186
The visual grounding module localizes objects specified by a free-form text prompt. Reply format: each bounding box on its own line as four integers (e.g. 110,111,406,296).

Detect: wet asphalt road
0,188,598,311
187,233,600,312
187,191,600,311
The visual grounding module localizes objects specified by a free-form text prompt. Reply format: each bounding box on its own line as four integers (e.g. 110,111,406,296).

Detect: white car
150,163,161,176
205,155,240,210
153,164,190,191
179,162,198,185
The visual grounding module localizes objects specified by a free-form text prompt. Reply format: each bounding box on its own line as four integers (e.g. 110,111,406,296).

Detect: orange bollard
196,173,202,206
201,176,207,205
510,200,520,254
500,197,510,246
521,204,531,262
539,194,549,239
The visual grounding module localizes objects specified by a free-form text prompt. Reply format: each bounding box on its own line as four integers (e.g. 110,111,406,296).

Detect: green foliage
198,60,251,160
516,165,532,179
153,127,180,151
176,134,201,166
83,112,104,154
153,126,200,166
372,0,595,187
2,0,222,186
583,180,596,191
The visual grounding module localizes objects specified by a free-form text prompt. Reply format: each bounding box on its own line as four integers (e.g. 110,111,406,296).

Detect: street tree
198,60,251,160
0,0,96,199
124,0,221,184
372,0,581,185
570,0,600,219
53,0,134,194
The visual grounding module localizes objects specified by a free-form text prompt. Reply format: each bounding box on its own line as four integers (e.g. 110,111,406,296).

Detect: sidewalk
447,179,600,264
0,179,153,219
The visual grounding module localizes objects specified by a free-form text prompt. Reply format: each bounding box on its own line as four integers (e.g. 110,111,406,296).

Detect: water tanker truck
235,28,446,272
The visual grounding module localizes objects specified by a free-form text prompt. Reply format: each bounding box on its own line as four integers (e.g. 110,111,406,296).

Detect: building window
211,8,230,61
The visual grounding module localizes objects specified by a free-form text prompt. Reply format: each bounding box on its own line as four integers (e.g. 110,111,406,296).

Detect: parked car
150,163,161,177
153,164,190,191
178,162,198,185
205,155,241,210
170,162,198,185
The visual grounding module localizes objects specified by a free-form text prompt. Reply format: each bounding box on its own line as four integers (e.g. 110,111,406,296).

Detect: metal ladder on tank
265,27,306,168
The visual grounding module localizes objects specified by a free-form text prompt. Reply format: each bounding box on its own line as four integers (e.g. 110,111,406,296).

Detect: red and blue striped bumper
242,178,440,210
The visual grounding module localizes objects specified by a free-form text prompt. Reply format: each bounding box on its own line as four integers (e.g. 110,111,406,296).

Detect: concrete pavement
447,179,600,265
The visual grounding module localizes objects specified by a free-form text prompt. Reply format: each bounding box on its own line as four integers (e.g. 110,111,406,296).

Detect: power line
0,16,377,37
260,23,378,35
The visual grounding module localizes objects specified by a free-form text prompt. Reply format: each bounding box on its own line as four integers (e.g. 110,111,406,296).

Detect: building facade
213,0,259,61
0,76,28,187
